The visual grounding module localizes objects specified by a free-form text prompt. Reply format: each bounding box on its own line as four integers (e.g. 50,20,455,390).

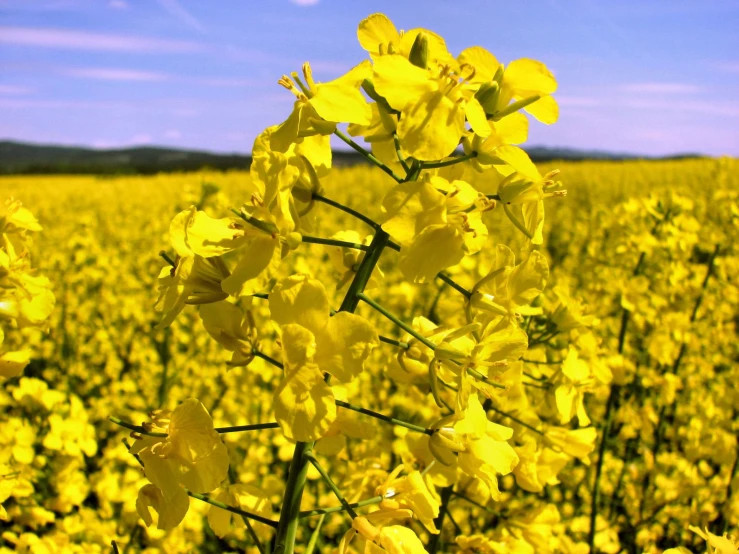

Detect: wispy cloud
108,0,128,9
55,65,261,87
0,27,203,53
289,0,320,6
60,67,170,81
622,98,739,117
0,98,132,110
621,83,702,94
712,61,739,74
156,0,206,34
557,96,602,107
0,84,35,96
130,133,153,145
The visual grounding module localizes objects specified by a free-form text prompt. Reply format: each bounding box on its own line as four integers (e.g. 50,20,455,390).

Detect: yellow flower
0,417,36,465
348,102,403,172
688,526,739,554
372,54,488,161
207,483,273,538
130,399,229,529
543,426,597,464
0,335,31,380
547,283,596,332
429,394,518,500
169,206,248,258
381,175,491,282
136,483,189,531
271,61,372,153
155,255,230,328
358,13,456,68
269,275,379,441
325,231,383,292
42,396,97,458
512,440,569,493
375,465,440,533
340,516,429,554
457,47,559,124
493,146,564,205
552,347,592,426
471,244,549,326
199,301,258,367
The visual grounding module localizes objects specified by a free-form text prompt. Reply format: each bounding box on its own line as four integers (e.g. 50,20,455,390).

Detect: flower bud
493,95,542,121
352,516,380,541
408,32,429,69
475,81,500,114
284,232,303,250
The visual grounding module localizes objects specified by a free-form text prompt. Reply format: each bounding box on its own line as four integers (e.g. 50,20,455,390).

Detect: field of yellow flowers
1,157,737,554
2,11,738,554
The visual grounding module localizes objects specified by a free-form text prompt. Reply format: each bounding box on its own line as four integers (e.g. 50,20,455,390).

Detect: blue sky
1,0,738,156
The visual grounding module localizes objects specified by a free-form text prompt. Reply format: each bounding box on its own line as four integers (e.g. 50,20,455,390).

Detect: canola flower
0,12,736,554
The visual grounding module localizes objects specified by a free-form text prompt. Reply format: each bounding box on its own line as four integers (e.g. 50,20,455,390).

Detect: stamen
278,75,305,99
302,62,316,92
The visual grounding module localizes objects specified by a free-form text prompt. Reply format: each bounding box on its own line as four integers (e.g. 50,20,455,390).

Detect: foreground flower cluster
0,12,736,554
0,198,54,381
129,13,579,553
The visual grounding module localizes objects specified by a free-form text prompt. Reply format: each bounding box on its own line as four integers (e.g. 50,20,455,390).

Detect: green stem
274,213,390,554
274,442,313,553
312,193,380,231
427,486,453,553
651,245,720,457
304,514,325,554
159,251,176,267
111,416,279,436
299,495,384,518
379,335,409,349
301,235,369,251
522,358,561,365
216,422,280,433
486,404,544,435
229,467,267,554
335,400,433,435
358,292,436,350
122,439,278,528
421,151,478,169
360,293,504,389
466,367,506,390
522,380,549,390
436,273,472,299
304,450,359,519
187,490,279,528
393,133,411,173
502,202,534,240
718,430,739,534
588,243,661,551
254,350,284,370
334,128,402,182
451,491,495,514
587,384,618,552
340,232,390,313
157,328,170,408
109,417,167,437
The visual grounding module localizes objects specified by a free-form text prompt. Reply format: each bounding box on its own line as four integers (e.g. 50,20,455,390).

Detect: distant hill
0,140,703,175
0,141,252,175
